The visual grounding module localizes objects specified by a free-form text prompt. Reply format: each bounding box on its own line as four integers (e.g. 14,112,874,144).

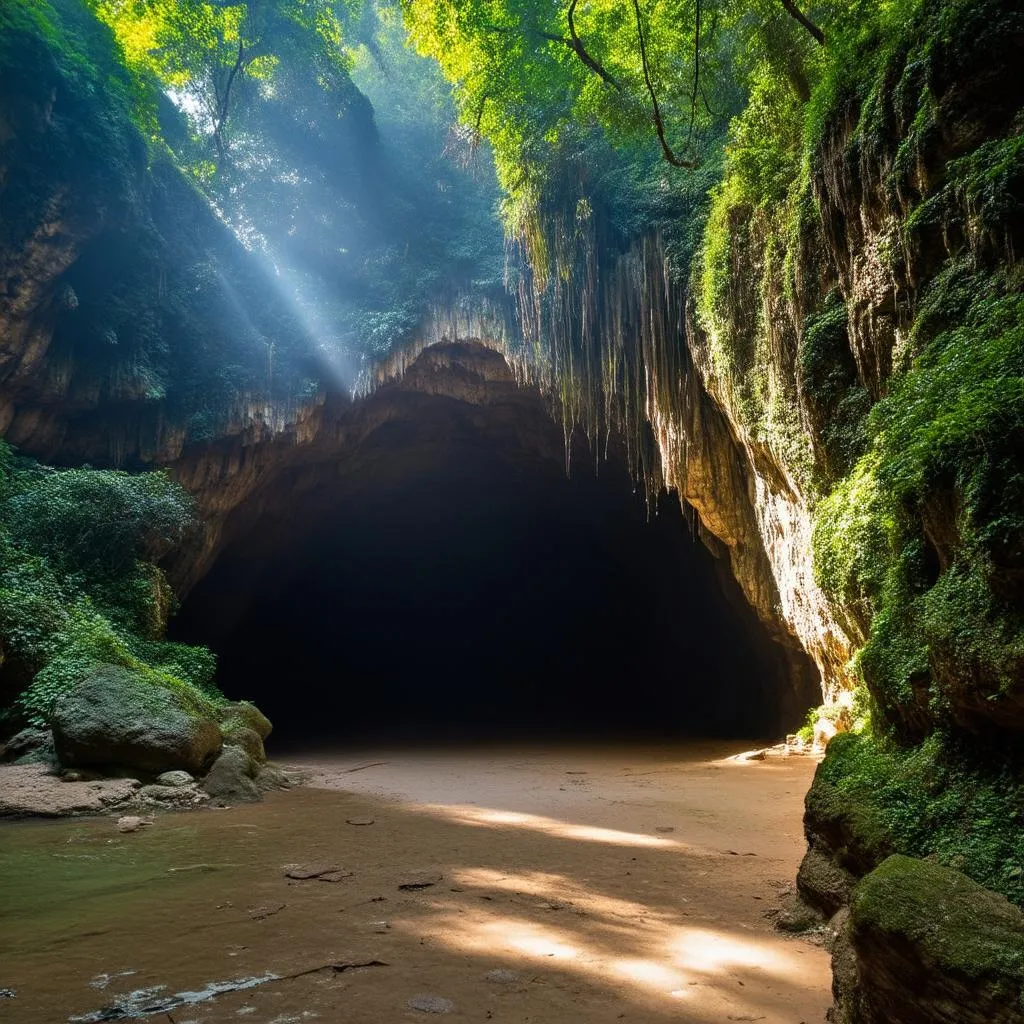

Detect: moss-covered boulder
200,744,261,804
831,855,1024,1024
218,701,272,741
51,665,222,775
799,743,894,916
224,726,266,763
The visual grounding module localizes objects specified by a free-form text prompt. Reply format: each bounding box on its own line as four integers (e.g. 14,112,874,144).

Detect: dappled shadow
0,752,829,1024
416,803,695,850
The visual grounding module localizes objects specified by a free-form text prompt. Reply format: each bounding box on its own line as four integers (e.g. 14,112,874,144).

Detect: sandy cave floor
0,742,831,1024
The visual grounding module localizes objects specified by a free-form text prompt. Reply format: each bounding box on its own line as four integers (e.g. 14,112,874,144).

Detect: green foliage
820,732,1024,906
0,445,220,727
815,267,1024,727
799,293,870,481
6,467,194,582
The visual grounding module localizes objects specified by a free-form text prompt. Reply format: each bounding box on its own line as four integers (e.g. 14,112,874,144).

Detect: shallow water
0,743,830,1024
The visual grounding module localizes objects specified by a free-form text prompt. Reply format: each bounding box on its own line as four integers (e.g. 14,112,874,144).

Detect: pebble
398,873,443,891
407,994,454,1014
116,815,151,833
734,749,767,762
484,969,518,984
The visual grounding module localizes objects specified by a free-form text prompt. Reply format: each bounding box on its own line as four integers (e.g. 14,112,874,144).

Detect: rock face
51,665,222,775
830,856,1024,1024
797,758,892,918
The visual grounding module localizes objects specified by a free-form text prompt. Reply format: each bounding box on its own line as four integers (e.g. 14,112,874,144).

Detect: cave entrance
172,346,816,747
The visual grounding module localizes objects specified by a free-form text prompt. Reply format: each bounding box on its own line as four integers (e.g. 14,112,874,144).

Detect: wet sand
0,742,830,1023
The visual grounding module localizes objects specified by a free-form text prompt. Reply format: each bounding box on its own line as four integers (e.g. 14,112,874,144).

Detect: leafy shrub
0,445,221,727
6,467,194,581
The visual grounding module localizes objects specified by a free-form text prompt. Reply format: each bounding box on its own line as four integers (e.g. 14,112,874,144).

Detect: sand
0,742,830,1023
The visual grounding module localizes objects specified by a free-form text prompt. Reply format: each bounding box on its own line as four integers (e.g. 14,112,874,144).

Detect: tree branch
687,0,701,146
631,0,699,168
213,37,246,165
482,11,622,91
566,0,623,91
780,0,825,46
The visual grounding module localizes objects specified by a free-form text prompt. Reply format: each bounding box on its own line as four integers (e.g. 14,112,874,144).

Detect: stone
223,726,266,763
399,873,443,891
734,748,767,762
797,847,857,918
138,783,206,808
218,701,273,741
254,763,292,793
830,855,1024,1024
0,763,140,817
803,764,893,881
200,745,261,804
51,665,222,776
156,770,194,787
116,815,150,833
775,895,823,934
407,994,454,1014
484,969,519,984
0,728,52,764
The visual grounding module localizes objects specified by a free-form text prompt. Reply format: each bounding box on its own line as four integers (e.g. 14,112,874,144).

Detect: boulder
200,745,261,804
155,770,194,787
223,726,266,763
797,847,857,918
0,728,53,765
830,855,1024,1024
51,665,222,776
218,701,272,741
775,894,824,934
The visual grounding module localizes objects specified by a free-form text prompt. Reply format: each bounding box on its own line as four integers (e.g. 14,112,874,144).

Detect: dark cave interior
173,415,815,748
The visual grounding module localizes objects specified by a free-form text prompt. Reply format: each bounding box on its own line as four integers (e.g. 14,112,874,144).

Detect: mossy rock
200,744,261,805
223,726,266,764
804,748,894,878
796,847,857,918
218,701,272,742
835,855,1024,1024
51,664,222,776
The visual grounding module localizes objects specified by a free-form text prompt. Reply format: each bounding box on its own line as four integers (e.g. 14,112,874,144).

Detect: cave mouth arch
171,344,817,748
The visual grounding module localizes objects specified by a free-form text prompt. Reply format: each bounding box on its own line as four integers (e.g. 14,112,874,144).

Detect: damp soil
0,743,830,1023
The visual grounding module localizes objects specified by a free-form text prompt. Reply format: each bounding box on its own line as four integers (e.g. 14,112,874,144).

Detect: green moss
819,733,1024,905
853,855,1024,981
820,268,1024,725
799,294,871,482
